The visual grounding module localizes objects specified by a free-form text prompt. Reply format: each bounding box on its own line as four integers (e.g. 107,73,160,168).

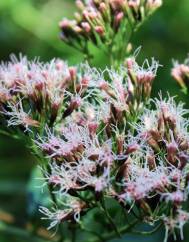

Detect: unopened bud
147,152,156,170
116,134,124,154
74,12,82,22
59,19,70,29
147,136,160,151
128,0,140,9
88,122,98,136
81,22,91,33
179,139,189,151
63,97,82,118
110,0,124,10
81,76,90,87
95,26,104,36
74,26,82,33
56,60,64,70
69,67,77,80
166,141,178,163
76,0,85,10
99,2,106,13
126,143,139,154
115,12,124,26
126,58,135,70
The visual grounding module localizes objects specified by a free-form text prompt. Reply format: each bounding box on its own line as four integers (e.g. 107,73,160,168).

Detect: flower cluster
37,95,189,241
59,0,162,61
3,54,188,241
117,96,189,240
0,55,157,134
172,55,189,90
0,55,98,132
1,55,189,242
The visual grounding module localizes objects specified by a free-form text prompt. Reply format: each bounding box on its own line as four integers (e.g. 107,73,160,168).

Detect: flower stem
45,164,65,241
99,197,121,238
92,219,138,242
132,222,163,235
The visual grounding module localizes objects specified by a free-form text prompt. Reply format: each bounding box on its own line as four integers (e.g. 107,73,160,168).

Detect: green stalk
44,163,65,242
99,197,121,238
92,219,138,242
132,222,163,235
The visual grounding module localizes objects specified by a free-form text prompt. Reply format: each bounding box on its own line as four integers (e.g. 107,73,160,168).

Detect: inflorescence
59,0,162,62
1,54,189,242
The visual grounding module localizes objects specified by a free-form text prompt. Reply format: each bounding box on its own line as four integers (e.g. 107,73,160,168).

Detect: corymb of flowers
59,0,162,65
1,1,189,242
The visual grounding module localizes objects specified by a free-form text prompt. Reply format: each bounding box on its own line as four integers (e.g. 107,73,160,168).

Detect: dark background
0,0,189,241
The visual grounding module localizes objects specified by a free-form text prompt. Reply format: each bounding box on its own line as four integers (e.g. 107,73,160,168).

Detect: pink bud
71,97,82,109
59,19,70,28
81,22,91,33
128,0,140,8
99,3,106,13
35,80,44,91
74,26,82,33
81,76,90,87
115,12,124,26
126,143,139,154
88,122,98,135
69,67,77,80
56,60,64,70
126,58,135,70
95,26,104,36
76,0,85,10
99,80,109,90
49,175,61,185
110,0,124,10
167,141,178,156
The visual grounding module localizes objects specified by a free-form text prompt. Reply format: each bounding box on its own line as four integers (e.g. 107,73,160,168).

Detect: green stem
132,222,163,235
70,223,76,242
83,41,93,65
92,219,138,242
45,164,65,241
99,197,121,238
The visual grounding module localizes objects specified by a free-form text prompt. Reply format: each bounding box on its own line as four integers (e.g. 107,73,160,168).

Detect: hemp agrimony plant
1,1,189,242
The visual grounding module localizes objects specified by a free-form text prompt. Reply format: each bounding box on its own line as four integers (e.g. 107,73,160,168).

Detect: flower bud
116,134,124,154
63,97,82,118
147,153,156,170
126,58,135,70
76,0,85,10
95,26,104,36
114,12,124,27
99,2,106,13
166,140,178,163
81,22,91,33
126,143,139,154
69,67,77,80
88,122,98,136
110,0,124,10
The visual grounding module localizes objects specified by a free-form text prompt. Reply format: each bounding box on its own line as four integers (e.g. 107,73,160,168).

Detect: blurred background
0,0,189,241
